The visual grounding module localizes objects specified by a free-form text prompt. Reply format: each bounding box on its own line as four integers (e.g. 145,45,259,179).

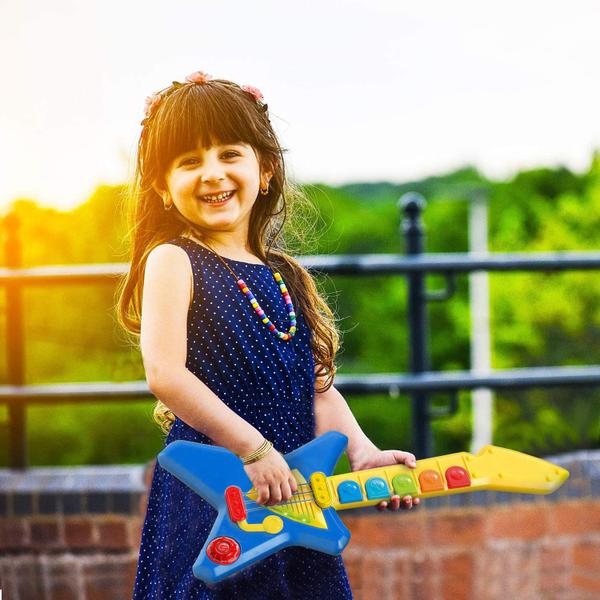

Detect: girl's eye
181,151,238,166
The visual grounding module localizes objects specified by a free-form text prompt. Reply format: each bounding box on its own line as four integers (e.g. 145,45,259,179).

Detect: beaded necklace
198,238,297,342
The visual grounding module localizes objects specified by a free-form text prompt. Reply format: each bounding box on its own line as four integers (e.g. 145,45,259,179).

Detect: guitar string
231,481,334,517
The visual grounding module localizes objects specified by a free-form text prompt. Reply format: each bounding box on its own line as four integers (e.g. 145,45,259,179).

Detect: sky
1,0,600,212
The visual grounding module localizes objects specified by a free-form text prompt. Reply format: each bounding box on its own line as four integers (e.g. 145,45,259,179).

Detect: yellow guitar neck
319,445,569,511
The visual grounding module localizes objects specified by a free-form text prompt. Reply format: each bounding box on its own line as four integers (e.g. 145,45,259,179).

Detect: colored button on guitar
419,469,444,492
225,486,247,522
365,477,390,500
445,466,471,489
206,536,241,565
338,480,363,503
392,474,418,496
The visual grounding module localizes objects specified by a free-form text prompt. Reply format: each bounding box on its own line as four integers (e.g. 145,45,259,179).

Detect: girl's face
160,141,271,240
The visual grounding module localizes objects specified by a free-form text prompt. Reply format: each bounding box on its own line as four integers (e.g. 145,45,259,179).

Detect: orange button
419,469,444,492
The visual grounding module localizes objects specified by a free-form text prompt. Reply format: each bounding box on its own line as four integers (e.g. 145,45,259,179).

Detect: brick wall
0,464,148,600
342,499,600,600
1,450,599,600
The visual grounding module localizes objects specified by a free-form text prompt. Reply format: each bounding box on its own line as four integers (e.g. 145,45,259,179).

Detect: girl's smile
160,142,271,238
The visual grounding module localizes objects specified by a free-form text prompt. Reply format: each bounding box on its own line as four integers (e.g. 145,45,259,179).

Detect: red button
445,466,471,489
206,536,241,565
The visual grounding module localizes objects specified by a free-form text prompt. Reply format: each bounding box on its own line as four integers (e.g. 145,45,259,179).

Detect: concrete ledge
0,464,148,517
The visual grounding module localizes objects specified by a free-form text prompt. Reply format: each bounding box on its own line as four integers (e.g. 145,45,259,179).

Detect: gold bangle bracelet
242,440,272,464
241,440,273,465
241,439,268,462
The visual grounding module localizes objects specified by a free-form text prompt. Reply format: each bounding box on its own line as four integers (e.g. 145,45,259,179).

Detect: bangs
155,83,263,174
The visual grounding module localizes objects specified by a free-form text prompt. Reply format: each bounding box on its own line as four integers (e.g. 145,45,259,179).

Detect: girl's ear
151,181,167,199
261,157,278,186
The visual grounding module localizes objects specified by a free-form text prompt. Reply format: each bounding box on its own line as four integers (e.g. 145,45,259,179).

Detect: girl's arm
313,370,419,510
313,376,377,468
141,244,263,456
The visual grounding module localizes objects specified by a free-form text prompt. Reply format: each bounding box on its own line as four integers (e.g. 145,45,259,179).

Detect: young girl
118,70,419,599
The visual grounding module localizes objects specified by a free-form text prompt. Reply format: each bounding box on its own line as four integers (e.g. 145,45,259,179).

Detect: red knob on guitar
206,536,241,564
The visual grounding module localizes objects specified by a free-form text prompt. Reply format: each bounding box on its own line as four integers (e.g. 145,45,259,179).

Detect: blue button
365,477,390,500
337,480,363,503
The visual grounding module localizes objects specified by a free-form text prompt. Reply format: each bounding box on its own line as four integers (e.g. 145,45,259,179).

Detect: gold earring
163,195,173,211
260,183,269,195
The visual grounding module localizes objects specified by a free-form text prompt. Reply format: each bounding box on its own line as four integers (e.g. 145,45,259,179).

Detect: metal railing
3,194,600,468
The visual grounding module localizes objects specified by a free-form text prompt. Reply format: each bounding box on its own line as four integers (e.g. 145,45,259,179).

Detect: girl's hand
349,444,421,512
243,449,298,507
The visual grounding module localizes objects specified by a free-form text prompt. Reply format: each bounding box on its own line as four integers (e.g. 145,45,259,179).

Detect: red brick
64,517,95,549
83,557,136,600
96,516,129,550
46,556,81,600
359,554,390,600
0,517,29,549
346,512,425,549
573,541,600,571
389,553,411,599
427,510,485,546
572,573,600,595
138,493,149,515
343,552,362,592
15,557,45,600
144,459,156,488
129,518,143,549
575,500,600,530
126,555,138,590
472,546,509,599
440,551,473,600
547,500,598,536
48,582,81,600
30,517,62,549
489,506,546,540
540,573,570,599
409,554,438,600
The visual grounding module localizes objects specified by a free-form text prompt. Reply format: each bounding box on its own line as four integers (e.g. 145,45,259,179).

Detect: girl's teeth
202,191,233,203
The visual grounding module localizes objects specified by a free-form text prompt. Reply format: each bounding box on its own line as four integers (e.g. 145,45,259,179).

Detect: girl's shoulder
145,239,195,305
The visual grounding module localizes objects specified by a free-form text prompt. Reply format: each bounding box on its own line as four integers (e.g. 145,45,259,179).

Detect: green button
392,474,418,496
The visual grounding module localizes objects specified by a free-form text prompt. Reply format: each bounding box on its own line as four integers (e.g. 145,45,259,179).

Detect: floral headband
141,70,266,126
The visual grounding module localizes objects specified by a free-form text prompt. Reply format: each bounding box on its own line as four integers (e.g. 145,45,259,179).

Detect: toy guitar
158,431,569,584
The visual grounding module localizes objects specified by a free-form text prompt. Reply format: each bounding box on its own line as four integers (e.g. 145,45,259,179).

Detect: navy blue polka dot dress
132,236,353,599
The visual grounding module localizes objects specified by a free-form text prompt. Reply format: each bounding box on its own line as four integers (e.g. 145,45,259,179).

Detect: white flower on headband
185,71,213,84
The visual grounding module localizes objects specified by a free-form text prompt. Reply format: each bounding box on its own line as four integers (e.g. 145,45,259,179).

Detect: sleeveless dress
132,236,353,599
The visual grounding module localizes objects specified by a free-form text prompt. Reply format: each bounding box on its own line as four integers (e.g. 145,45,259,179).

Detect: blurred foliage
2,153,600,466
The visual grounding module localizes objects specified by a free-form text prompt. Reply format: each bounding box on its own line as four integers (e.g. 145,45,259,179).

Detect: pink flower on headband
185,70,213,84
241,84,264,102
144,92,162,118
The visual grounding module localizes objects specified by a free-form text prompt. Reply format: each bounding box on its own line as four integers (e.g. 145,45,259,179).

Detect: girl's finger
391,450,417,467
389,495,401,511
377,501,388,511
402,495,413,509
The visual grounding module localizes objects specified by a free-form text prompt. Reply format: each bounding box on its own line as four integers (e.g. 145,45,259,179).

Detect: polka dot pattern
132,236,353,599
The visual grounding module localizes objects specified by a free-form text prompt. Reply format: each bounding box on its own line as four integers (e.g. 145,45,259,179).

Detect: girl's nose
199,157,226,183
201,170,225,183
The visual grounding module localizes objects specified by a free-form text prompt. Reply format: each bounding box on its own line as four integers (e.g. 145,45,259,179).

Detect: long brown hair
116,77,340,433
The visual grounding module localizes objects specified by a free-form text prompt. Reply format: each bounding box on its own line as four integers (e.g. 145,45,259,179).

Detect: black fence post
399,193,433,458
4,211,27,469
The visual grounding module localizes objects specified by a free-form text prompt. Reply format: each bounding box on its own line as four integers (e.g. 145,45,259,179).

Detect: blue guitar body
157,431,351,584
